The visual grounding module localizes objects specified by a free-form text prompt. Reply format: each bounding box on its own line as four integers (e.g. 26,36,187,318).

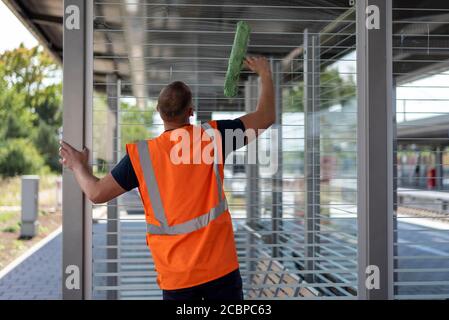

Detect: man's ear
188,106,194,117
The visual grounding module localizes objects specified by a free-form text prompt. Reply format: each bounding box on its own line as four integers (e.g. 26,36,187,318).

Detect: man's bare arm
239,56,275,137
59,141,126,204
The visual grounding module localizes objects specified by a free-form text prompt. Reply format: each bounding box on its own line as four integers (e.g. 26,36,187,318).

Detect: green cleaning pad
224,21,251,98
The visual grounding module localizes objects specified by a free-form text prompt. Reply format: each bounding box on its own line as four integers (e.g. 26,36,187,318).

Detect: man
59,56,274,300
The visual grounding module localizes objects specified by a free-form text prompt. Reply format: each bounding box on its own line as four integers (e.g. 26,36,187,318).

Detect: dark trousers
162,269,244,301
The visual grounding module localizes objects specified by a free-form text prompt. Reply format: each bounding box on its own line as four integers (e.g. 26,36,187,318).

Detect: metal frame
303,28,321,283
434,146,444,190
121,1,147,110
245,76,260,225
356,0,394,300
106,74,120,300
62,0,93,300
245,76,260,275
392,80,399,297
58,0,399,300
271,61,283,258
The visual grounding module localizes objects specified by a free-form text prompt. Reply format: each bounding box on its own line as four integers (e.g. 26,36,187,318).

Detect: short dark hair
157,81,192,121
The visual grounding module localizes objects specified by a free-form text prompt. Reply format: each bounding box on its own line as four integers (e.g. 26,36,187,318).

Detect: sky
0,1,38,53
333,50,449,123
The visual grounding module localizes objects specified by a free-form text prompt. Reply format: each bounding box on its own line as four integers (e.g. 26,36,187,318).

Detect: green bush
0,138,45,178
2,223,20,233
32,120,61,172
0,45,62,177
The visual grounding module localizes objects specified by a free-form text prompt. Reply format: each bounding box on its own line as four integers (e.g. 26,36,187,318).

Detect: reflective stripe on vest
138,123,227,235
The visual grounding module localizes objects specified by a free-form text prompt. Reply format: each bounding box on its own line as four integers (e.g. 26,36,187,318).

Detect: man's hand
244,56,272,78
59,141,89,171
239,56,275,137
58,140,126,203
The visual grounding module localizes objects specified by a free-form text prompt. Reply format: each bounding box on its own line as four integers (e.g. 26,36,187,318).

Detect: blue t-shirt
111,119,246,191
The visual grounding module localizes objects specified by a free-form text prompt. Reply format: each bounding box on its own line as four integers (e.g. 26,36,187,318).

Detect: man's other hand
58,141,126,203
59,141,89,171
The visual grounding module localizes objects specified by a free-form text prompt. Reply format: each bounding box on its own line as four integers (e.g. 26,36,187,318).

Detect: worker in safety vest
59,56,274,300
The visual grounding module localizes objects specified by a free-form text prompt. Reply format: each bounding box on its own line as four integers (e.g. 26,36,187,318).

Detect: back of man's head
157,81,192,123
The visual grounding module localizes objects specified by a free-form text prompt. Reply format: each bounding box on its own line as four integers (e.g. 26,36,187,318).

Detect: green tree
119,101,154,154
283,68,356,112
92,97,154,174
0,139,44,178
0,44,62,177
0,89,32,139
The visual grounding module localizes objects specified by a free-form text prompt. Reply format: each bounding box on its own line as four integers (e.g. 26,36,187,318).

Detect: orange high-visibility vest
126,121,239,290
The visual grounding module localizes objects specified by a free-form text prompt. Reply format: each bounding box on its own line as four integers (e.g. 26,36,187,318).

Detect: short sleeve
111,154,139,191
216,119,247,159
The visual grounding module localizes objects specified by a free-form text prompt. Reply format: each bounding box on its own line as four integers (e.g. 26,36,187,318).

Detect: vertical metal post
356,0,394,299
303,29,321,283
245,77,259,274
435,146,443,190
62,0,93,300
193,34,200,123
245,76,260,224
116,78,122,298
392,81,399,296
117,78,122,159
196,33,210,127
106,74,119,300
271,62,283,258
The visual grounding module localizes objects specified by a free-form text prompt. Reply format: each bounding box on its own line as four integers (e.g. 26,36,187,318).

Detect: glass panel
393,1,449,299
90,0,357,299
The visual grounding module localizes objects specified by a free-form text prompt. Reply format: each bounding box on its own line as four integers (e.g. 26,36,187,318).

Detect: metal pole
245,76,259,275
271,61,283,258
356,0,394,299
392,81,399,297
117,78,122,160
62,0,93,300
435,146,443,190
106,74,119,300
303,29,321,283
245,76,259,224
